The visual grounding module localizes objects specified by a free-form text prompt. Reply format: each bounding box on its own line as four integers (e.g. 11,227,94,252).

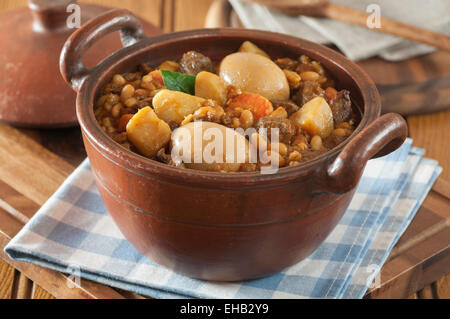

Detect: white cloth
229,0,450,61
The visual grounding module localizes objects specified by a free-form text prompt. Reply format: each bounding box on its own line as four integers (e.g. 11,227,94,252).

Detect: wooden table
0,0,449,299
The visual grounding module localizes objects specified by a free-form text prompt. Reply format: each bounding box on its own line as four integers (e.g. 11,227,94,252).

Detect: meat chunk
294,81,324,106
179,51,213,75
328,90,352,124
272,100,299,117
255,116,296,144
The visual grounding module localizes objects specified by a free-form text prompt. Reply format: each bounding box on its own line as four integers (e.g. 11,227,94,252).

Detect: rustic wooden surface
365,178,450,299
0,0,448,299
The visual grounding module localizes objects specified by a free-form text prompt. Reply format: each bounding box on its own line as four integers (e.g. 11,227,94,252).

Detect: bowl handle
323,113,408,194
60,9,145,92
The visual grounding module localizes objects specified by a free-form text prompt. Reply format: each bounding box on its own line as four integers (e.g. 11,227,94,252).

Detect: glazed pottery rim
77,28,381,186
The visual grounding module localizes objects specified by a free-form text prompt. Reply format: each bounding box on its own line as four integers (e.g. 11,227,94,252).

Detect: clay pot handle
60,9,145,92
324,113,408,194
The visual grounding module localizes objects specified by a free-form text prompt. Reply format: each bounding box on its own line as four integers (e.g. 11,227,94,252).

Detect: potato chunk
195,71,227,105
220,52,290,101
238,41,270,58
153,89,205,124
290,97,334,139
171,122,249,172
126,107,172,158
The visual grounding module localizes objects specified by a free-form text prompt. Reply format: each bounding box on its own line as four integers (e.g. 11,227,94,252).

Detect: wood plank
417,284,438,299
0,179,40,222
367,221,450,298
80,0,163,29
115,288,148,299
0,182,128,299
173,0,215,31
0,207,25,238
407,111,450,181
20,128,86,168
0,0,27,11
358,45,450,183
0,232,125,299
359,50,450,181
421,191,450,221
11,272,33,299
361,50,450,85
0,183,128,299
366,185,450,299
432,178,450,200
162,0,175,32
205,0,232,28
0,123,74,206
32,284,56,300
389,195,449,259
436,273,450,298
0,259,14,299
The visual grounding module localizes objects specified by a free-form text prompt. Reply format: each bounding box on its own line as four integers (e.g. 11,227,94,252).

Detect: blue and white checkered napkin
4,138,442,298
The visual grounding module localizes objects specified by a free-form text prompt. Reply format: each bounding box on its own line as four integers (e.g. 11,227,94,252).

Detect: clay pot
0,0,159,127
60,10,408,281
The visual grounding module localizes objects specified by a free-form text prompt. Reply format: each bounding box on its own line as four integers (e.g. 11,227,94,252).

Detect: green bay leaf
160,70,196,95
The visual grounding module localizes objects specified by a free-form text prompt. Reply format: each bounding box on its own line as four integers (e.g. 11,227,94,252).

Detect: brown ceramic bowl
60,9,407,281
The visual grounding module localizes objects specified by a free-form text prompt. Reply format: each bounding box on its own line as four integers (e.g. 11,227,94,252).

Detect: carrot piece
228,92,273,121
118,113,134,132
324,87,338,101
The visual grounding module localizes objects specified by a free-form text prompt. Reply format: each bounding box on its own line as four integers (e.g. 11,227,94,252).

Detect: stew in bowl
95,41,359,173
60,9,407,281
